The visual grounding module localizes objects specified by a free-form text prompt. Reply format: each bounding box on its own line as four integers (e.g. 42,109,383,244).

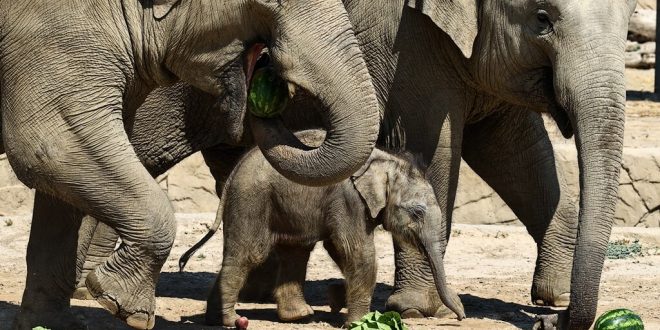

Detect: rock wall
0,118,657,226
454,146,660,228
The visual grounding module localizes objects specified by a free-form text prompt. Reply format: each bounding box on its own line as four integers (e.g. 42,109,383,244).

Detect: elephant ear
407,0,478,58
351,157,389,219
153,0,181,19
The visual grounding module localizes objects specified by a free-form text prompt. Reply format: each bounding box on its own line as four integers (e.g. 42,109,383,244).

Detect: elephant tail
178,166,233,272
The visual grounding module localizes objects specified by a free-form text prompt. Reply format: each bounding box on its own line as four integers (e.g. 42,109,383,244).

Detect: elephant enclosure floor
0,215,659,329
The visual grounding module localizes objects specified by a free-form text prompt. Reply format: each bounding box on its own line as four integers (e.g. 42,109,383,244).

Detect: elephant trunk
250,1,380,187
419,215,466,320
553,39,626,329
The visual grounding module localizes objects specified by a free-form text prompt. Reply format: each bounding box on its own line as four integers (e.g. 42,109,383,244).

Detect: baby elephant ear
406,0,478,58
351,159,388,219
152,0,181,19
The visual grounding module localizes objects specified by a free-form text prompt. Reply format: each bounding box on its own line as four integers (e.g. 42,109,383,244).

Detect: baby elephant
180,129,464,326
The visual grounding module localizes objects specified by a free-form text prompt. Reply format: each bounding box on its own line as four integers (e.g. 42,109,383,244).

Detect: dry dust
0,68,659,329
0,215,659,330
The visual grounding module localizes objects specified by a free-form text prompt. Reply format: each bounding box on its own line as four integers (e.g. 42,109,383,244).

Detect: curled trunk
250,1,380,187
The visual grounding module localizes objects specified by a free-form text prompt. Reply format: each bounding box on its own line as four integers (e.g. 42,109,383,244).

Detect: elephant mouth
522,67,575,139
244,43,266,88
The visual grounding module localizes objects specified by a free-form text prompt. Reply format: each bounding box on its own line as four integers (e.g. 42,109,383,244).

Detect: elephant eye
405,204,427,222
536,10,554,35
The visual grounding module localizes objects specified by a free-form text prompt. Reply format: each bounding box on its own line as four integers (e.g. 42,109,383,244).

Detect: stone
166,153,219,213
629,9,656,43
626,52,644,68
637,0,656,10
639,41,656,54
615,184,648,227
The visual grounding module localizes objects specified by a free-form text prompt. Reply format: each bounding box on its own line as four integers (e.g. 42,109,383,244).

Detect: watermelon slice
248,66,289,118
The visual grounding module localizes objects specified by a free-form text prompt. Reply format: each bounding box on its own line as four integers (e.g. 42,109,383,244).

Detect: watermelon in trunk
594,308,644,330
248,66,289,118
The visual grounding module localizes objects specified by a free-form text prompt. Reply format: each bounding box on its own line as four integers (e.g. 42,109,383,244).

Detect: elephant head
408,0,636,328
352,150,466,320
146,0,380,186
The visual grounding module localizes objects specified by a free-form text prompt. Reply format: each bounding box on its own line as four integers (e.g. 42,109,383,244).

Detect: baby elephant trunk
420,227,466,320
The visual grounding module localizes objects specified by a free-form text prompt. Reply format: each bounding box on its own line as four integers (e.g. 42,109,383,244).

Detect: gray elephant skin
0,0,381,329
177,129,464,326
354,2,635,329
75,0,636,329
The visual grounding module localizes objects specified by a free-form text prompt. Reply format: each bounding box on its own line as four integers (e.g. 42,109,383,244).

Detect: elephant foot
72,286,94,300
13,307,87,330
531,277,570,307
222,311,241,327
386,288,447,319
277,299,314,322
85,269,156,330
328,283,346,314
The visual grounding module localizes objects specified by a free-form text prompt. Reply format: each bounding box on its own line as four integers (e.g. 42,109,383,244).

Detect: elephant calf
179,129,465,326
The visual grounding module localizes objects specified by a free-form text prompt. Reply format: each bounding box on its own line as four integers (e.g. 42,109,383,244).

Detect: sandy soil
0,68,658,329
0,215,659,330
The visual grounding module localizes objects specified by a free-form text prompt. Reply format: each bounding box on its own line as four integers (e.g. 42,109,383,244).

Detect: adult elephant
341,1,634,329
0,0,380,329
76,0,636,329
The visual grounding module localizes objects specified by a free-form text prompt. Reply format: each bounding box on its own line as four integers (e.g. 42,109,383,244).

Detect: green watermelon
248,66,289,118
594,308,644,330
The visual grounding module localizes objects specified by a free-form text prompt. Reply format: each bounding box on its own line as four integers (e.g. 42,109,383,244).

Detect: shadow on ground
0,276,555,329
461,293,556,329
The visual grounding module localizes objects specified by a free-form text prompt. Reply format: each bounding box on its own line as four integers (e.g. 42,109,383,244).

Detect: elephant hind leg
13,193,87,330
462,109,578,307
273,246,314,322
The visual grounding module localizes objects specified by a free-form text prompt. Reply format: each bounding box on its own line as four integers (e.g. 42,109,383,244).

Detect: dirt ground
0,215,659,330
0,68,659,330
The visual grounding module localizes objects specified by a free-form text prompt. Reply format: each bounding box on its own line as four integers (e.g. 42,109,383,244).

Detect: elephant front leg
13,193,86,330
273,246,314,321
74,218,119,300
327,236,377,325
462,109,578,307
386,114,463,318
207,237,269,327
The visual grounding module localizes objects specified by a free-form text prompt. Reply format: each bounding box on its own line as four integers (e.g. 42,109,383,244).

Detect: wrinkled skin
0,0,380,328
341,1,634,329
76,0,635,329
179,130,463,326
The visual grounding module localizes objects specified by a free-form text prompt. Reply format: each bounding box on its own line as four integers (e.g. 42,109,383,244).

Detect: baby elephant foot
13,308,87,330
85,269,156,330
277,298,314,321
71,286,94,300
328,283,346,314
221,311,241,327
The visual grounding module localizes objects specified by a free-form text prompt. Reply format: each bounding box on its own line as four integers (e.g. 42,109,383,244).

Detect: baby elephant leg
206,240,269,327
273,246,314,321
327,237,377,325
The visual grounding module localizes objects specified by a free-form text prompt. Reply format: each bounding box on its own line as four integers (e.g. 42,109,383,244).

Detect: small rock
629,9,656,42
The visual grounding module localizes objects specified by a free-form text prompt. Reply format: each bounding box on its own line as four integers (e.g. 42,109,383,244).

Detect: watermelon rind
594,308,644,330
